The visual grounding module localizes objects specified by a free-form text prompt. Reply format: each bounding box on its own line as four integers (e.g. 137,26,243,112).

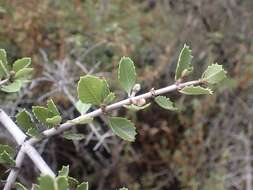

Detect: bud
132,83,141,93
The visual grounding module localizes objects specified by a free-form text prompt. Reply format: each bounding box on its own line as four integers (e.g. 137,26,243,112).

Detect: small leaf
202,63,227,84
175,44,193,80
58,165,69,177
108,117,137,142
26,128,40,138
0,145,14,156
119,188,128,190
124,103,151,111
75,100,91,115
68,177,79,187
0,49,7,65
77,182,88,190
118,57,136,95
179,85,213,95
103,92,116,104
32,106,50,126
0,60,8,78
47,99,60,116
15,183,29,190
63,132,85,141
16,109,33,131
38,175,56,190
68,116,93,125
155,96,178,111
0,151,15,166
77,75,110,105
13,57,31,72
1,80,22,93
56,176,68,190
46,115,62,125
14,68,33,80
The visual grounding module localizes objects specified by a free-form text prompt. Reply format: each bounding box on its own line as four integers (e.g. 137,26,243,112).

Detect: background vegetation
0,0,253,189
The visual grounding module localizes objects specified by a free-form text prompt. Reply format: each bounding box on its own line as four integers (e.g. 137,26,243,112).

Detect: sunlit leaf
175,44,193,80
16,109,34,131
179,85,213,95
77,75,110,105
46,115,62,125
38,175,56,190
77,182,88,190
14,68,33,80
155,96,178,111
118,57,136,95
1,80,22,93
75,100,91,115
13,57,31,72
58,165,69,177
32,106,50,126
56,176,68,190
202,63,227,84
124,103,151,111
103,92,116,104
108,117,136,142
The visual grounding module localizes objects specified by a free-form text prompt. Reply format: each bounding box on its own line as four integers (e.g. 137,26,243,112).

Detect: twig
0,78,9,86
0,110,55,190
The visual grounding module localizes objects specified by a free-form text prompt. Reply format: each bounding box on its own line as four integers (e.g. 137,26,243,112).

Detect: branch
0,110,55,190
2,79,201,189
0,78,9,86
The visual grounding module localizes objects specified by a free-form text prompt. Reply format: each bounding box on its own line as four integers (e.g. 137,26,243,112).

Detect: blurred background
0,0,253,189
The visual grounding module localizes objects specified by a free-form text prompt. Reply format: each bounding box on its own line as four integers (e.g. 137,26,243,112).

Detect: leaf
46,115,62,125
0,60,8,78
14,68,33,80
77,182,88,190
0,145,14,156
32,106,50,126
1,80,22,93
15,183,29,190
47,99,60,116
118,57,136,95
56,176,68,190
179,85,213,95
63,132,85,141
75,100,91,114
69,116,93,125
202,63,227,84
155,96,178,111
77,75,110,105
0,151,15,166
101,79,110,100
119,188,128,190
124,103,151,111
68,177,79,187
26,128,40,138
13,57,31,72
0,49,7,65
58,165,69,177
103,92,116,104
38,175,56,190
175,44,193,80
108,117,137,142
16,109,33,131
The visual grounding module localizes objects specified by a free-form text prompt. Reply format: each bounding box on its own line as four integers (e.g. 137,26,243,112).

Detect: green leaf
32,106,50,126
124,103,151,111
118,57,136,95
46,115,62,125
63,132,85,141
58,165,69,177
15,183,29,190
101,79,110,100
13,57,31,72
1,80,22,93
179,85,213,95
38,175,56,190
47,99,60,116
0,49,7,65
77,75,110,105
75,101,91,114
119,188,128,190
56,176,68,190
68,177,79,187
77,182,88,190
175,44,193,80
16,109,33,131
26,128,40,138
108,117,137,142
0,145,14,156
202,63,227,84
0,60,8,78
103,92,116,104
14,68,33,80
155,96,178,111
0,151,15,166
69,116,93,125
